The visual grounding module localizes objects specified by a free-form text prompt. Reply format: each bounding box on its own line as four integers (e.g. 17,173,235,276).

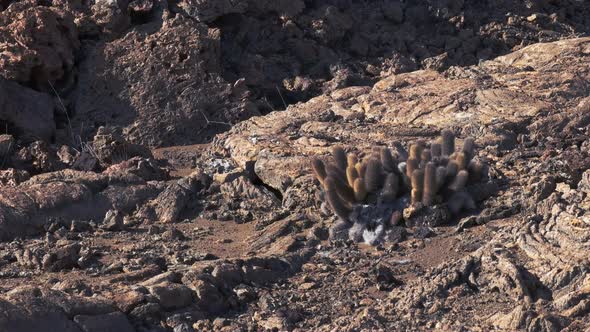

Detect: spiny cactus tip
311,158,327,183
364,158,383,193
332,146,348,171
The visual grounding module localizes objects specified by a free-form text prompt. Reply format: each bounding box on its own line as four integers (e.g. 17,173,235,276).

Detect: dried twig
262,96,276,112
198,110,231,127
193,110,232,138
47,80,76,146
275,85,287,109
0,139,12,169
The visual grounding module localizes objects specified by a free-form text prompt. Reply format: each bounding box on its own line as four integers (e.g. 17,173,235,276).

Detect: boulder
0,78,56,141
0,287,115,332
72,16,258,147
0,2,79,88
147,282,194,310
73,312,134,332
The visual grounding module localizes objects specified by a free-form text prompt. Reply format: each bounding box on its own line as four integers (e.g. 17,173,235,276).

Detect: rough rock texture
11,141,65,174
72,15,259,147
386,171,590,330
0,168,30,186
0,2,590,330
195,37,589,330
217,37,590,196
0,286,115,332
212,0,589,107
0,77,55,141
0,160,170,241
141,170,210,223
0,1,79,89
0,135,14,158
91,126,153,167
74,312,134,332
1,0,589,149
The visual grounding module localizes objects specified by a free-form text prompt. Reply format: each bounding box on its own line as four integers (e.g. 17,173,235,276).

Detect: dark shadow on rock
68,10,259,147
200,0,590,111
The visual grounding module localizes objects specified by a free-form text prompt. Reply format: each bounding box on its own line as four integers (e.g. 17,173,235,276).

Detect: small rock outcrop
0,77,56,141
0,2,79,89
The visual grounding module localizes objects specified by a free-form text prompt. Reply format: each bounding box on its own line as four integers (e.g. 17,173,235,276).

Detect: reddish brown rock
0,1,79,88
72,16,259,147
217,38,590,195
0,78,56,141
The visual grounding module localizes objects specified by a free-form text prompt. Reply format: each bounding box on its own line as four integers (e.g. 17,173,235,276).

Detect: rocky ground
1,0,590,331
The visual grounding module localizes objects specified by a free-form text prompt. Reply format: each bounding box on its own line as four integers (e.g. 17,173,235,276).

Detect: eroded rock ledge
0,37,588,331
217,37,590,196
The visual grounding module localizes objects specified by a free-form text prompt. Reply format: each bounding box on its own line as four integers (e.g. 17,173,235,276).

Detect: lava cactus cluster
311,130,488,245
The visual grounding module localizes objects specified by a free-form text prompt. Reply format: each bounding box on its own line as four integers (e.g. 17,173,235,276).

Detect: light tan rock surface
0,34,589,332
218,37,590,194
